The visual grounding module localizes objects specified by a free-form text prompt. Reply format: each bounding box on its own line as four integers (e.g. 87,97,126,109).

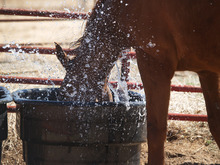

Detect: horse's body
56,0,220,164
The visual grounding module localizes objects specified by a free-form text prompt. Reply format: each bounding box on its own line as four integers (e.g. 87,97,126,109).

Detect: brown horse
55,0,220,164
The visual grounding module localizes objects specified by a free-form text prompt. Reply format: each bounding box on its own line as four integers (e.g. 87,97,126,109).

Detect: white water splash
109,61,130,109
147,41,156,48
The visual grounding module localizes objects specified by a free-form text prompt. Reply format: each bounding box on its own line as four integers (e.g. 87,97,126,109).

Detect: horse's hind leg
198,71,220,148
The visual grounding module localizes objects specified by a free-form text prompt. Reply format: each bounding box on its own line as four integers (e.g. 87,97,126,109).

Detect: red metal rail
168,113,207,122
0,44,135,56
0,76,62,85
0,18,71,22
0,8,89,20
7,105,18,113
0,76,202,93
0,44,73,55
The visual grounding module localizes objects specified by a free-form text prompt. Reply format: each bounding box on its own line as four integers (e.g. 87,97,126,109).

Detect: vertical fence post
121,58,130,82
120,50,131,82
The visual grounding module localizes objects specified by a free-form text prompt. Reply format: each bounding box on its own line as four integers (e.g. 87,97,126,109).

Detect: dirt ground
0,0,220,164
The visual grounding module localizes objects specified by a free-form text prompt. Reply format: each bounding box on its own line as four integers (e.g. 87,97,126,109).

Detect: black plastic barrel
0,87,12,162
13,88,147,165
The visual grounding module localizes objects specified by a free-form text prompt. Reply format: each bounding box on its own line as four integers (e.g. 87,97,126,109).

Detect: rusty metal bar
0,76,62,85
1,42,70,46
0,45,135,56
0,44,73,55
171,85,202,93
0,8,89,20
168,113,207,122
0,18,70,22
121,81,202,93
7,105,18,113
120,52,136,59
0,76,202,93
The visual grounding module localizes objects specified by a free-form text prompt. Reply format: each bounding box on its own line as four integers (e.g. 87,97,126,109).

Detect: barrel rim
12,88,146,106
0,86,12,104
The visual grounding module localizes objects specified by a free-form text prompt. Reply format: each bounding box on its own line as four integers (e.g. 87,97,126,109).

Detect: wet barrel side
23,142,142,165
0,87,12,163
0,104,8,163
18,103,146,165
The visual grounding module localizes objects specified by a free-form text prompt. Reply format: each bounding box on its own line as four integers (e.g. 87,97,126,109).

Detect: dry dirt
0,0,220,164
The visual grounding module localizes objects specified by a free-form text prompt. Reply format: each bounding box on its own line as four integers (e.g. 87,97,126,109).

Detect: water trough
13,88,147,165
0,87,12,162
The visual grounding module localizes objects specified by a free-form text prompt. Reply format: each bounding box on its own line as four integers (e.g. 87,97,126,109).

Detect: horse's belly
177,51,220,73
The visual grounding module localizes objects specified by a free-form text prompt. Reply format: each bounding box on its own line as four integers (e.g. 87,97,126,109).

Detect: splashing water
108,61,131,109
